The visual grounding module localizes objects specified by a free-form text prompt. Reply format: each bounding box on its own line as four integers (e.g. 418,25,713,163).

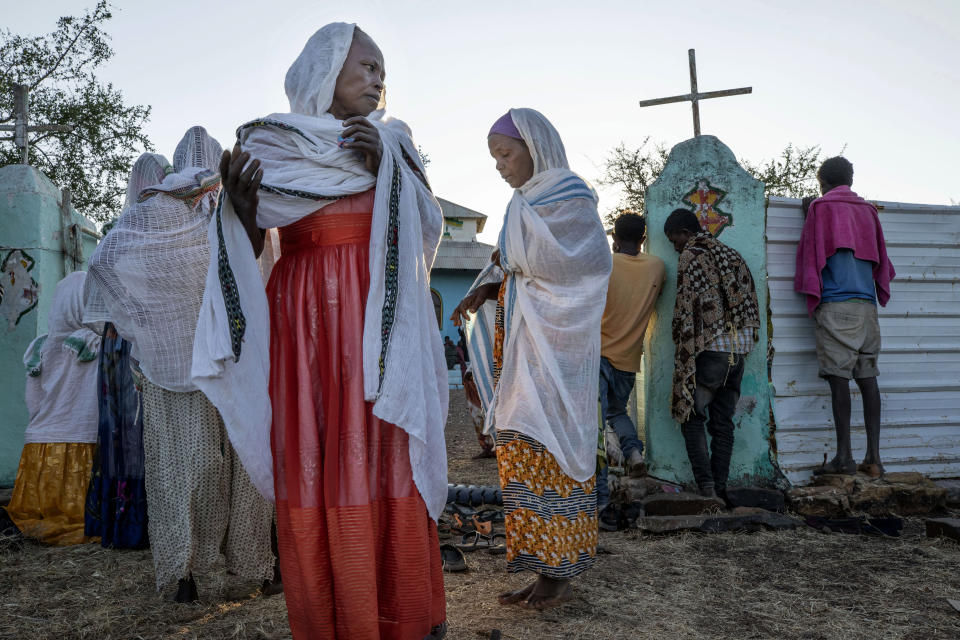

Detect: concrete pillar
642,135,777,488
0,165,99,485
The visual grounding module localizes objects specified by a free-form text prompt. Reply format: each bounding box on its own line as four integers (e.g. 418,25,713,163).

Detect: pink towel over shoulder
794,185,895,316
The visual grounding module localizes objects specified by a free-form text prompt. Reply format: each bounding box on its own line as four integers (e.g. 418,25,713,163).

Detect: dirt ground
2,390,960,640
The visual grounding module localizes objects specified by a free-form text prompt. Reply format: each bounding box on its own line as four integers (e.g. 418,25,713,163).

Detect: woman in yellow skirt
5,272,101,545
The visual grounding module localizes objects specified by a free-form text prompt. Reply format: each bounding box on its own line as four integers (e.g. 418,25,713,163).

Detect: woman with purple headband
453,108,611,609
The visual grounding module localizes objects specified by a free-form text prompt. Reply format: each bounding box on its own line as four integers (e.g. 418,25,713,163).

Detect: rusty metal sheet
767,196,960,484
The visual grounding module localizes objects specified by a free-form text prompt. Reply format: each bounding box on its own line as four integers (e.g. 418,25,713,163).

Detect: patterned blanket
671,232,759,423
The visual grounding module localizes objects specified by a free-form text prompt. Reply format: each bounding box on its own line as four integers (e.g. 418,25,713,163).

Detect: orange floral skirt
496,432,598,578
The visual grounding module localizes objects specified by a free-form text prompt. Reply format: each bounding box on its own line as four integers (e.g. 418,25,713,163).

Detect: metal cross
638,49,752,137
0,84,74,164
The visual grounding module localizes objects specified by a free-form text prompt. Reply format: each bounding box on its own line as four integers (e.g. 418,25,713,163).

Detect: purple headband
488,111,523,141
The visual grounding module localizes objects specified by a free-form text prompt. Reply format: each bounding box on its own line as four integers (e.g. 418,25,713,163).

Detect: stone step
642,492,726,516
790,473,948,517
726,487,786,512
636,511,804,535
925,518,960,543
934,479,960,509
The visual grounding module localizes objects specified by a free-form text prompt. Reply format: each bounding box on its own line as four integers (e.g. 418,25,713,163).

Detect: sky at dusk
8,0,959,242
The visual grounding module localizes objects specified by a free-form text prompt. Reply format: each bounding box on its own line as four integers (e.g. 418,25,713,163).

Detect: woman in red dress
207,23,448,640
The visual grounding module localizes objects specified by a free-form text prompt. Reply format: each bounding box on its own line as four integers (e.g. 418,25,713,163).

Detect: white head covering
285,22,356,117
24,272,101,444
84,153,172,328
173,126,223,174
466,108,611,482
124,153,173,208
509,108,570,175
87,127,222,391
192,24,449,513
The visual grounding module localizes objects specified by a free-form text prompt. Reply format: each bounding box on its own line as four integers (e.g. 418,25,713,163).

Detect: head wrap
124,153,172,209
86,127,223,391
173,126,223,174
285,22,357,117
508,108,569,175
488,112,523,141
83,153,172,328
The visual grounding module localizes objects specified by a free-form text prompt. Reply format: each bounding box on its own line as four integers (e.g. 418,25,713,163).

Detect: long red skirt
268,189,446,639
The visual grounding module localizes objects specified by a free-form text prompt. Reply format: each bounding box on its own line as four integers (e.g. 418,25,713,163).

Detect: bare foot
813,455,856,475
857,461,885,478
498,581,536,605
520,576,572,610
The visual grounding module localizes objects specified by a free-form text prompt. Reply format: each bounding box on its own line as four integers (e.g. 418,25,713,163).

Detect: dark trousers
596,357,642,508
680,351,746,493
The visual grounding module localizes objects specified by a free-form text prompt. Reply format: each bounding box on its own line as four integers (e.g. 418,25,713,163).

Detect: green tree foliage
599,140,827,226
0,1,152,223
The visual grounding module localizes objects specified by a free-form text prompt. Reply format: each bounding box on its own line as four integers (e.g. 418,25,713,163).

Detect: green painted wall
0,165,99,486
642,135,777,488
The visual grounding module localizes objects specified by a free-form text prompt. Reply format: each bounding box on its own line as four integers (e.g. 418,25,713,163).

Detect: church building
430,198,494,343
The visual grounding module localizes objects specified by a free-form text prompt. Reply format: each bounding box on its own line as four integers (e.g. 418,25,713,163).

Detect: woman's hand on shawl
221,145,266,258
450,282,502,327
491,249,501,267
341,117,383,174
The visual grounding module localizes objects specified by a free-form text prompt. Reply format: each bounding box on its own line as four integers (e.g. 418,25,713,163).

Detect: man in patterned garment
664,209,760,501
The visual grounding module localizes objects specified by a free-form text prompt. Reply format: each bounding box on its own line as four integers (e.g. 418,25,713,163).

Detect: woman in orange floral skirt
452,108,611,610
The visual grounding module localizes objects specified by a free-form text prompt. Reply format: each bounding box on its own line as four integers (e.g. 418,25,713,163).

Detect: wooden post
689,49,701,137
14,84,29,164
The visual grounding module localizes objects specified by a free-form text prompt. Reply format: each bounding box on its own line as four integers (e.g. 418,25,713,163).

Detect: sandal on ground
487,533,507,555
446,505,479,536
456,531,496,551
474,508,506,526
440,544,467,573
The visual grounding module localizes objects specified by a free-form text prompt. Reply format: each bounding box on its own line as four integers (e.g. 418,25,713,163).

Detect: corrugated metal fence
767,196,960,484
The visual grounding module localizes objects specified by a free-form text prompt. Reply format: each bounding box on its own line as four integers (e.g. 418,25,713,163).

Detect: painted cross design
683,179,732,236
0,249,41,330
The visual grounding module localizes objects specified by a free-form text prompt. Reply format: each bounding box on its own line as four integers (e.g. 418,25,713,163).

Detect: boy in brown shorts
795,157,896,477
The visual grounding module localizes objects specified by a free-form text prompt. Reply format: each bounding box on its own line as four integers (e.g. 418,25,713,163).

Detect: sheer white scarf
467,108,611,482
191,23,448,514
83,153,172,328
86,128,222,392
24,272,101,444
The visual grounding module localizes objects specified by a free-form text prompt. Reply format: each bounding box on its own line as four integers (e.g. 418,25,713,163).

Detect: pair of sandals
439,505,506,572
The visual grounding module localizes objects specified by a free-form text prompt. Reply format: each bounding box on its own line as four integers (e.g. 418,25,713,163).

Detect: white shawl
24,272,101,444
467,108,611,482
86,129,222,393
191,22,449,515
82,153,172,329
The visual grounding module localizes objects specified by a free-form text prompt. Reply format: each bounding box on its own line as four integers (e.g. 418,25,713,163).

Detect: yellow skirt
5,443,99,546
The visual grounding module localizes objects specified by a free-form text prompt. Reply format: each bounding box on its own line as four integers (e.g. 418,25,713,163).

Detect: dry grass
1,390,959,639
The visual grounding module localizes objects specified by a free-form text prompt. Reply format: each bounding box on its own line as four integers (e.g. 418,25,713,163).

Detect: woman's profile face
488,134,534,189
328,31,385,120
